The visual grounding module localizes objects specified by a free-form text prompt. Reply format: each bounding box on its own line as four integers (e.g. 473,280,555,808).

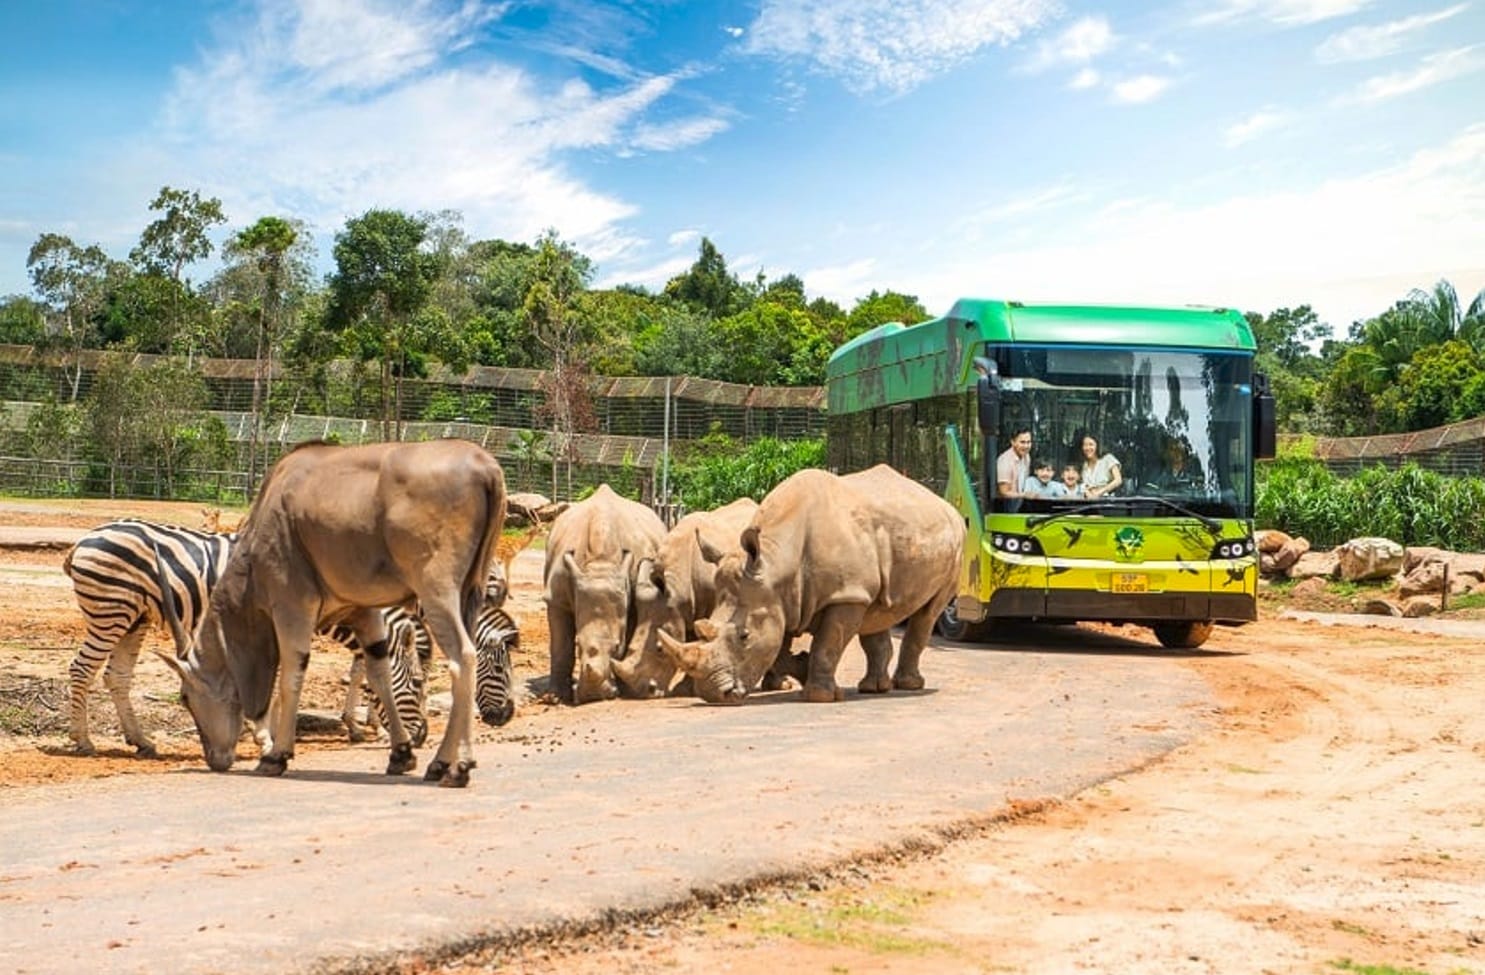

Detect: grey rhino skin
543,484,666,705
658,465,964,704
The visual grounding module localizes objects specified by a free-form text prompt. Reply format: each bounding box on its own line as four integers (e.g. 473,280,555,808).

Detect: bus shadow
932,622,1242,659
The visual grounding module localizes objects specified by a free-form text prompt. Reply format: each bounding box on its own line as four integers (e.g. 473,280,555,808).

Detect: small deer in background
199,506,245,534
493,515,546,590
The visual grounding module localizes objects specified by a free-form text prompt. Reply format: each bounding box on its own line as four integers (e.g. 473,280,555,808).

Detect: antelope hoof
254,755,289,776
386,742,417,775
345,723,367,744
438,761,474,789
424,759,450,782
73,741,96,757
134,742,159,759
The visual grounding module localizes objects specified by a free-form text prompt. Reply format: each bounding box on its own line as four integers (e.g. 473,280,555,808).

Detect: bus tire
937,604,991,642
1152,621,1214,649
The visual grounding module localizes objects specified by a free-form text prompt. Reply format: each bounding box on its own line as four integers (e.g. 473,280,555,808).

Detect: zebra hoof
254,755,289,776
73,742,97,757
424,759,450,782
480,703,515,727
438,761,473,789
386,742,417,775
134,742,159,759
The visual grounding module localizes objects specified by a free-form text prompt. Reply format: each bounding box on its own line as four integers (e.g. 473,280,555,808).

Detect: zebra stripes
330,606,432,746
472,605,518,726
61,520,425,757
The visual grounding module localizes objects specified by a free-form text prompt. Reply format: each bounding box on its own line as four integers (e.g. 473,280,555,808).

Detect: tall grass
670,436,826,511
1256,459,1485,550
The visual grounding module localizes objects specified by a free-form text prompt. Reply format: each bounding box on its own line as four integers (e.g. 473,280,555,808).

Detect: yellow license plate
1111,573,1148,593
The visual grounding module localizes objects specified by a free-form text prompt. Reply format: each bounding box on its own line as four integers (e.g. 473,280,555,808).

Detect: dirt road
1,499,1482,975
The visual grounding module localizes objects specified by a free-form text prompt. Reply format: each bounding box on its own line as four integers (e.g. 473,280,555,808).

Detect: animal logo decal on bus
1113,525,1144,561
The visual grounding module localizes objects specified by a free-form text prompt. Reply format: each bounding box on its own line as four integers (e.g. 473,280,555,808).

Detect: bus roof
826,298,1256,412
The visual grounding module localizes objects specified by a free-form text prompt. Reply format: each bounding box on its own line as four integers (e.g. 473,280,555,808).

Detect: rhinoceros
543,484,666,704
615,498,760,698
657,465,964,704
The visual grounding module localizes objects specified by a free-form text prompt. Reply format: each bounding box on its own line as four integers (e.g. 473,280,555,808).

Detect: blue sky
1,0,1482,334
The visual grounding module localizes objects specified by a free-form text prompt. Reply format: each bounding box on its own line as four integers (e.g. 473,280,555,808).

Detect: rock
1288,550,1338,580
1270,536,1311,572
1256,529,1292,554
1335,537,1404,582
1401,595,1439,618
535,500,570,523
1290,577,1329,600
1356,597,1401,617
1402,546,1450,575
505,492,553,527
1398,561,1447,599
1450,553,1485,581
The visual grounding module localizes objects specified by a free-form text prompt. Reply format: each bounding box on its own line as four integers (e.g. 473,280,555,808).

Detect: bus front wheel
1152,621,1214,649
937,603,992,642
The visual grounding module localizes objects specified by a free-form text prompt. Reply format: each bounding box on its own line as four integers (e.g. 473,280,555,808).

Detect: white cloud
802,257,879,306
1195,0,1373,27
744,0,1060,94
1027,16,1116,71
1224,108,1290,146
594,254,694,292
1110,74,1172,104
627,116,731,152
667,229,701,248
903,126,1485,332
1351,44,1485,101
1315,4,1469,63
142,0,725,272
1069,67,1100,89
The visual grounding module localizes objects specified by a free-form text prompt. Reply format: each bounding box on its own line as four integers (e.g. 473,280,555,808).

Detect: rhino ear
696,529,724,565
740,526,762,573
562,550,579,577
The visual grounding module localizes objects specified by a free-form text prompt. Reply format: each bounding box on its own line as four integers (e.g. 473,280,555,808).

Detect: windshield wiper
1026,495,1222,534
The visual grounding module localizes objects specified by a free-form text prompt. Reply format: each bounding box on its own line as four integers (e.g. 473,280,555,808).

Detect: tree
0,295,46,345
26,233,115,400
1401,279,1485,352
713,300,831,386
225,216,300,489
1245,306,1333,431
523,230,595,497
1395,340,1485,430
130,186,227,355
326,209,441,440
846,289,929,334
664,237,748,319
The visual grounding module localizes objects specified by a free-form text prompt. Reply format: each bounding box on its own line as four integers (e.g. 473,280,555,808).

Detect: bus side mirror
1254,371,1276,459
974,356,1000,432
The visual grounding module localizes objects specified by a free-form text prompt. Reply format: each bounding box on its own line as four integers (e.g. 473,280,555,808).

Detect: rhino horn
694,617,719,640
657,630,704,673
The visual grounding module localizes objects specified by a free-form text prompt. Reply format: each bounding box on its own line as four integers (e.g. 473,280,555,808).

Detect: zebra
328,606,432,746
338,598,521,731
61,519,426,757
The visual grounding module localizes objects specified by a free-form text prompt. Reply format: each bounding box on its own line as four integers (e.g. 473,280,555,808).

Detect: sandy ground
1,498,1481,975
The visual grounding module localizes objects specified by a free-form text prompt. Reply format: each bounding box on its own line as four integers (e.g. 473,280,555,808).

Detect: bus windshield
992,345,1253,519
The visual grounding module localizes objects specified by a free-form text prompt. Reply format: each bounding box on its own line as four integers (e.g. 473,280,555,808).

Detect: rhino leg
547,606,576,705
858,630,894,694
803,605,866,703
892,603,939,692
762,643,807,690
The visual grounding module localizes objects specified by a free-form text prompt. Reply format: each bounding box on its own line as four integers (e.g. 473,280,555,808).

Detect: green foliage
663,237,749,318
670,435,825,510
0,295,46,344
1257,460,1485,550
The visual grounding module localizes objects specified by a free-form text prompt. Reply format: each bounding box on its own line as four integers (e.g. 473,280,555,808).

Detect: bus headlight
991,533,1044,556
1210,537,1255,559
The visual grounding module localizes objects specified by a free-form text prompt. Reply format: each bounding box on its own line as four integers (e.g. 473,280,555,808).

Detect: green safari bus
825,298,1276,649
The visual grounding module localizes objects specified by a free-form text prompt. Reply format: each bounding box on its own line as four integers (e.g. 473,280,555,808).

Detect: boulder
1450,553,1485,582
1402,546,1450,575
1398,560,1447,599
505,492,553,527
1356,597,1401,617
1255,529,1292,554
1287,550,1338,580
1290,577,1329,601
1335,537,1404,582
1401,595,1439,618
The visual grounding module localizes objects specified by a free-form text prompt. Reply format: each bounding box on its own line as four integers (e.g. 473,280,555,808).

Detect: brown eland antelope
156,438,506,788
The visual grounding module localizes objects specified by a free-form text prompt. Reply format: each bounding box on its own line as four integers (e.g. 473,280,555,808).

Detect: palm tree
1402,279,1485,352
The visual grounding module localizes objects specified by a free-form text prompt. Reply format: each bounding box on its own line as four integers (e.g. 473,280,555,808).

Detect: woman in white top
1079,434,1122,498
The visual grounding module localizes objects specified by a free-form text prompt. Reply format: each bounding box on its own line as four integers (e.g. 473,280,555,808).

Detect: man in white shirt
996,428,1033,505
